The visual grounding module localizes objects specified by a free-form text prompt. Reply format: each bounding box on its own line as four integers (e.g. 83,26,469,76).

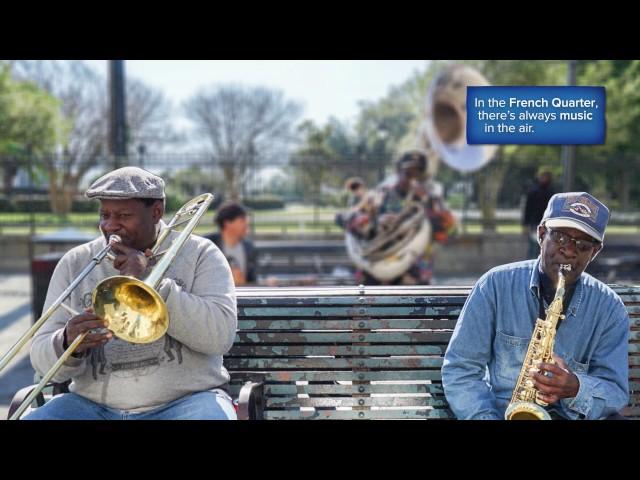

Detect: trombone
6,193,215,420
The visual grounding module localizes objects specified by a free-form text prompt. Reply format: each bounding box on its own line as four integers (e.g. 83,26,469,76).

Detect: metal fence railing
1,209,639,235
2,153,640,237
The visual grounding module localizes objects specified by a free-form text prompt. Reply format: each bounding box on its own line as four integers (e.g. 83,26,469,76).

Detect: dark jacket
523,183,555,229
204,232,257,284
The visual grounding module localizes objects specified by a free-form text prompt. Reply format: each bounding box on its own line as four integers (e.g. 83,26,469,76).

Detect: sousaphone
346,64,498,282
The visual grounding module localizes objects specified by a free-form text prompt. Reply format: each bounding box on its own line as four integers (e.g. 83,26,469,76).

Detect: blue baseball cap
540,192,609,243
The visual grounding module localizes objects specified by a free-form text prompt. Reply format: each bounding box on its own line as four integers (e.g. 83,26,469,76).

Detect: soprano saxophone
504,264,572,420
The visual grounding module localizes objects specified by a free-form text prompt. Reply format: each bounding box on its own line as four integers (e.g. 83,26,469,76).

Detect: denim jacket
441,259,629,420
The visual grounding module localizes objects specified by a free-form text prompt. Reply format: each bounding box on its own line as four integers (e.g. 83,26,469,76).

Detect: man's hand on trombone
63,308,113,354
111,242,154,278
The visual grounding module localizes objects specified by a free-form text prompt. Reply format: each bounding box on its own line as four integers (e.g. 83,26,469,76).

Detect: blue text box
466,86,606,145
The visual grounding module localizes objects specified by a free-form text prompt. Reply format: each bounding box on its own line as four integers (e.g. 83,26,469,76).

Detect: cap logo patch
569,202,592,218
562,196,599,221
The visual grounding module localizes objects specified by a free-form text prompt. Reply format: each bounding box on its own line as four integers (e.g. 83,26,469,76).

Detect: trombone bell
93,276,169,344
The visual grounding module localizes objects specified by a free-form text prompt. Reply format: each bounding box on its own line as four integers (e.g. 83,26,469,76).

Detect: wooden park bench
9,285,640,420
228,284,640,420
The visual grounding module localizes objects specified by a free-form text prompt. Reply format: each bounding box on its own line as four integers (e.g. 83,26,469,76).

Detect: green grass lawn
2,223,637,237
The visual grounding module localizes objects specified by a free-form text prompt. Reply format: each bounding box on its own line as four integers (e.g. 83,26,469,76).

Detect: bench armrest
8,384,47,420
237,381,264,420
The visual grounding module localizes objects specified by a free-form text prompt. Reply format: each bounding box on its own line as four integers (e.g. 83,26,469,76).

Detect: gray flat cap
85,167,165,200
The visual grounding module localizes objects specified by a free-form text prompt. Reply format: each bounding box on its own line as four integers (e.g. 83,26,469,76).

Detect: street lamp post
109,60,127,169
562,60,577,192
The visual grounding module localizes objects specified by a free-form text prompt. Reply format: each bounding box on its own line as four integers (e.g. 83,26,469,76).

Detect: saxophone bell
505,401,552,420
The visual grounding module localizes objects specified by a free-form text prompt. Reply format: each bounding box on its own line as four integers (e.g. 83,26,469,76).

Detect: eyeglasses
547,228,601,253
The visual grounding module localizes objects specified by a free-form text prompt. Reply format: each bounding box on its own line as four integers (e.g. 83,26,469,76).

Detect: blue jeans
22,391,237,420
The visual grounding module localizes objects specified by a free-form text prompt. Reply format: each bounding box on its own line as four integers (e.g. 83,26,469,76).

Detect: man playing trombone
23,167,238,420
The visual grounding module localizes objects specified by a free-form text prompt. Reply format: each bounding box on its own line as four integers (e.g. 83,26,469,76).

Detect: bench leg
237,381,265,420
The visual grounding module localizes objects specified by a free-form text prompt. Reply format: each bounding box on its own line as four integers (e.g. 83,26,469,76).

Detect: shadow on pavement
0,355,34,406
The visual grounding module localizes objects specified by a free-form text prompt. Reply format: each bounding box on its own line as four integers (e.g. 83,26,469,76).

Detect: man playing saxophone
442,192,629,419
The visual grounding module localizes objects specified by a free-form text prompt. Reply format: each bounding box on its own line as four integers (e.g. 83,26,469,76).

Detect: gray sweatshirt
30,225,238,412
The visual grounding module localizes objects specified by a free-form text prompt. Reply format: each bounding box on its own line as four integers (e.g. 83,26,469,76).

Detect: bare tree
10,60,175,213
11,60,109,212
184,84,302,200
126,77,179,156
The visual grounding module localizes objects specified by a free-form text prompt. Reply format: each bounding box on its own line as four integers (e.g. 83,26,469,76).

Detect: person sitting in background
205,202,257,286
345,177,366,207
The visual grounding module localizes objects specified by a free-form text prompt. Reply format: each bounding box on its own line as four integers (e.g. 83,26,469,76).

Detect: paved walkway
0,273,35,420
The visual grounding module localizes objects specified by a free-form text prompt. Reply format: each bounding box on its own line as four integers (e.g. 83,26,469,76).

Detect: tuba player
341,149,456,285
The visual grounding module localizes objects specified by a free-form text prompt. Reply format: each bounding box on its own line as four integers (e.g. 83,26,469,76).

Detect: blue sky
85,60,430,127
